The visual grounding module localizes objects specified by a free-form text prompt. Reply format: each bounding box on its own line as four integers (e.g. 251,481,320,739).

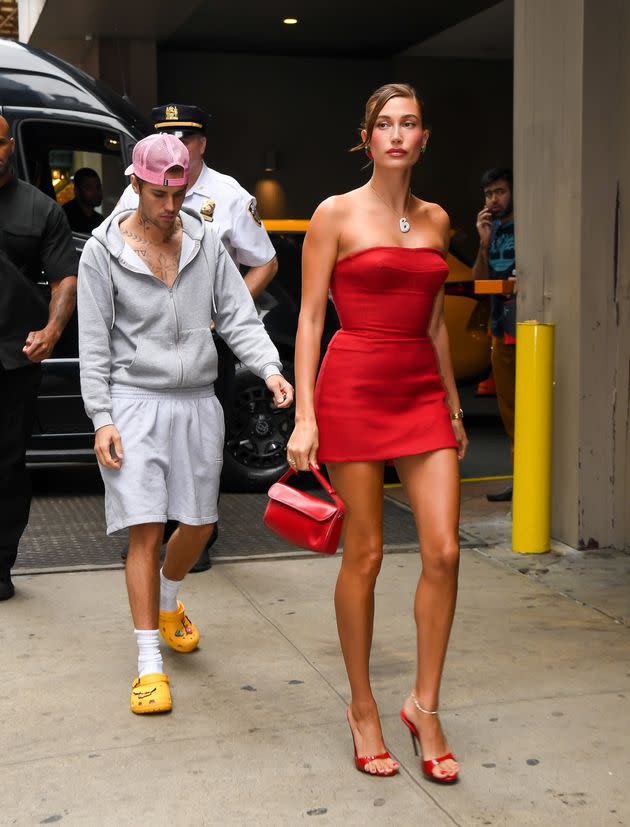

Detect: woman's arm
429,288,460,414
428,210,468,460
287,197,341,470
429,289,468,461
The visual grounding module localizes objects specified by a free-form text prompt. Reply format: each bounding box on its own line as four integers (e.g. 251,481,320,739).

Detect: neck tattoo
369,183,412,233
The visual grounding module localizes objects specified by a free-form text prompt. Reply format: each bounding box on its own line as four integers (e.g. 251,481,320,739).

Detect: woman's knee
343,537,384,580
422,537,460,579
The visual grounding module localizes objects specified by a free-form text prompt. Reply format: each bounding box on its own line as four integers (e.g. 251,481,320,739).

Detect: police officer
117,104,279,570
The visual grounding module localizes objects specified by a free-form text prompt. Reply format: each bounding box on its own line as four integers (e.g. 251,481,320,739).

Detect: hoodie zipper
168,286,184,386
168,239,201,387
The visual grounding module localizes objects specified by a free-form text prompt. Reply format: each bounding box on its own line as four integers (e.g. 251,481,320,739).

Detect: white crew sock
134,629,163,678
159,568,182,613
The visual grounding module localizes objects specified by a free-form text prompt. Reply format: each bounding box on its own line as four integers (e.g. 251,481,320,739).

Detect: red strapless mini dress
314,246,458,463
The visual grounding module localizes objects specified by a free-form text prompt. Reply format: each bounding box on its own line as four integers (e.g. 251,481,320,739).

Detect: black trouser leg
0,365,41,573
213,337,236,421
194,339,233,560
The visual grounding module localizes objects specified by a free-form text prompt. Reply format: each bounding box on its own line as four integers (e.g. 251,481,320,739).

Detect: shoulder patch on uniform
248,198,262,227
200,198,215,222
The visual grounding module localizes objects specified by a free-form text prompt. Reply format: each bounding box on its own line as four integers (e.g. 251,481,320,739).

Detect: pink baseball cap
124,133,189,187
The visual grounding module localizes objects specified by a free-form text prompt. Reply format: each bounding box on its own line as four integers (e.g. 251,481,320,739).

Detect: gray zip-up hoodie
78,207,282,431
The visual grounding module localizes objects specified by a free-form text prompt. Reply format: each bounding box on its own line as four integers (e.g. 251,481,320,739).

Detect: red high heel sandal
400,693,459,784
346,709,399,777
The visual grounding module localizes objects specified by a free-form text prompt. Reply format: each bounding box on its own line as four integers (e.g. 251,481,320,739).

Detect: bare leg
394,449,461,780
126,523,165,629
327,461,399,775
162,523,216,582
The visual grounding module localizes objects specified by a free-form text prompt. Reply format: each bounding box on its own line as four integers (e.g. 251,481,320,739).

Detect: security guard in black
0,115,77,599
0,177,77,367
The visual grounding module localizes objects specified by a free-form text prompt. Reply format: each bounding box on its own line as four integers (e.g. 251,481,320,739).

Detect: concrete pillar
514,0,630,549
17,0,45,43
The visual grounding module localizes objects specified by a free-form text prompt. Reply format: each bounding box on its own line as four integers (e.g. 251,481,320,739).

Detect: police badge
165,105,179,121
200,198,216,222
248,198,262,227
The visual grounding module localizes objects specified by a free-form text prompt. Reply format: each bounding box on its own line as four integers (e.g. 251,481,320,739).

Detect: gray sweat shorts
100,386,224,535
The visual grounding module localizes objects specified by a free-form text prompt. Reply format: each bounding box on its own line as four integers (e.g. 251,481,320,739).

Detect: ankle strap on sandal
411,692,438,715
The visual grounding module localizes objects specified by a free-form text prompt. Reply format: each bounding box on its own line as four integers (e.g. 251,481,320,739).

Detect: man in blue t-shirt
473,167,516,502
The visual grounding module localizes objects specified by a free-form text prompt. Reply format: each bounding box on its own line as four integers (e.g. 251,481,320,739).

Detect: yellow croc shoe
159,601,200,653
130,673,171,714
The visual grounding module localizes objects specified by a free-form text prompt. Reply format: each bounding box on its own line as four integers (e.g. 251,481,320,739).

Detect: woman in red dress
287,83,468,782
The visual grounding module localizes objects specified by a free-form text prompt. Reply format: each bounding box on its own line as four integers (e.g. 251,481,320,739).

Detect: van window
19,120,126,229
0,72,105,114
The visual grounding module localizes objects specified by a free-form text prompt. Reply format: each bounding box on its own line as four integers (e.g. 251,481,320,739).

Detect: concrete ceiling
30,0,201,42
402,0,513,59
30,0,507,59
166,0,503,57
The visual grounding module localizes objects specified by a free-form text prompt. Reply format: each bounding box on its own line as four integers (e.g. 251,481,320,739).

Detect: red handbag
263,465,345,555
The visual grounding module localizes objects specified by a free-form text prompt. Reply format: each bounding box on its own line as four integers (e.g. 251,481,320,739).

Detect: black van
0,38,321,491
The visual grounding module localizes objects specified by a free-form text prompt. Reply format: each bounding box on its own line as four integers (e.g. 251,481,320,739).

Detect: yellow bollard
512,321,555,553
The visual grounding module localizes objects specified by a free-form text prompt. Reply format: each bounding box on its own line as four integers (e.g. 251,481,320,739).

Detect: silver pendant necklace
370,183,412,234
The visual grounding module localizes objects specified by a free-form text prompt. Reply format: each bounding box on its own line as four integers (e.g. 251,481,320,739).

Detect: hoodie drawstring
108,252,116,329
201,242,217,317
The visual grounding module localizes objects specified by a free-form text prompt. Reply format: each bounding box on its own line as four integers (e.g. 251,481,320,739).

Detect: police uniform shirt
0,177,77,369
117,163,275,268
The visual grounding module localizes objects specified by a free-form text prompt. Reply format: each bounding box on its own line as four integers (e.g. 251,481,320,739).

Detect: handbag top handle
277,464,343,506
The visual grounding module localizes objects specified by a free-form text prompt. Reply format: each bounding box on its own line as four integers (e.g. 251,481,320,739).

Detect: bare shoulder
415,199,451,247
417,199,450,227
311,192,353,223
307,194,351,245
311,189,366,229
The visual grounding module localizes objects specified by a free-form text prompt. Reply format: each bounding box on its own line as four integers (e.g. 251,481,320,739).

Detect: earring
420,144,427,154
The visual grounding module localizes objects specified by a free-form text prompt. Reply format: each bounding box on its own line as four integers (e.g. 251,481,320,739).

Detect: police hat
152,104,210,137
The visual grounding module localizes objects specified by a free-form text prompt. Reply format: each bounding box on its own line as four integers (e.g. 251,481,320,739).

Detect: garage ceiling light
283,17,298,25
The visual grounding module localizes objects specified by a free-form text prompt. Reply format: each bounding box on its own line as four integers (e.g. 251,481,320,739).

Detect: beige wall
514,0,630,549
17,0,46,43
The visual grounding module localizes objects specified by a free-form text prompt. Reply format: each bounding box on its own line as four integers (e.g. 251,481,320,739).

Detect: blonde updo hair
351,83,424,156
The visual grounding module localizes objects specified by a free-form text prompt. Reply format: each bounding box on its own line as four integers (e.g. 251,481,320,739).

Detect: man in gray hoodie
78,134,293,714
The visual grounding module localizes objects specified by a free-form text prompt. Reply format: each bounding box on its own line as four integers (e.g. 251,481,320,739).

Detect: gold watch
450,408,464,421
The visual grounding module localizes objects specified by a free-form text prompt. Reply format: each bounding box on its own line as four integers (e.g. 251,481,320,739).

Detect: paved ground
17,489,450,571
4,482,629,826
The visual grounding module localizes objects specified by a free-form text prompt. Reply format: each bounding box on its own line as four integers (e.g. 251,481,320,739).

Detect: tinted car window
18,121,125,358
19,121,125,223
0,72,106,113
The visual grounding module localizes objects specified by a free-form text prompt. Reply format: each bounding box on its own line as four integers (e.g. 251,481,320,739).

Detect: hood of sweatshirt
91,205,205,259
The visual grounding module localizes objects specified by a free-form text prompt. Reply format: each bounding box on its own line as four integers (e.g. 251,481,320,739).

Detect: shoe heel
409,731,419,756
